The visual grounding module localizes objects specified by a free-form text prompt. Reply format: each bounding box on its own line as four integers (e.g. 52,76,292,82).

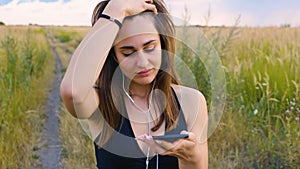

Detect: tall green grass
174,8,299,165
207,27,300,168
0,26,55,168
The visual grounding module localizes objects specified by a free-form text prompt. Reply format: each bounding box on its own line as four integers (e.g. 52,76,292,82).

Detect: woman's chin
132,76,156,86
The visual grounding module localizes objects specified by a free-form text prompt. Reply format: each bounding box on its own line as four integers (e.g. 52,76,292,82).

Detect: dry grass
0,26,55,168
59,107,97,169
207,27,300,168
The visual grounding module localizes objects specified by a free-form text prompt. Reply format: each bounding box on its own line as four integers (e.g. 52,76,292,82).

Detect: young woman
60,0,208,168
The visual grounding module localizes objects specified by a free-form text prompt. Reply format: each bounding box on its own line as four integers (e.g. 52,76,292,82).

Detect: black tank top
94,88,187,169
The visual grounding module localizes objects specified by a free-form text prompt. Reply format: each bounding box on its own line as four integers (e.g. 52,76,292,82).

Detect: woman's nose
136,51,148,68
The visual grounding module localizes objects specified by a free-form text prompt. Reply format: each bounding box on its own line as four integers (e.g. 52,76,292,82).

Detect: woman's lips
137,69,153,77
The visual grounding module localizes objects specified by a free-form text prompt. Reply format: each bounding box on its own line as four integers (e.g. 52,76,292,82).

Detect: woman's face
114,15,161,86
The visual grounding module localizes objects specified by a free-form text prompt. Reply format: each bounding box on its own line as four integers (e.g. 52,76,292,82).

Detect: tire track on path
37,27,63,169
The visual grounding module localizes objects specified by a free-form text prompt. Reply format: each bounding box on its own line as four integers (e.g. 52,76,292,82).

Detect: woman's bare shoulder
171,84,206,102
171,84,207,131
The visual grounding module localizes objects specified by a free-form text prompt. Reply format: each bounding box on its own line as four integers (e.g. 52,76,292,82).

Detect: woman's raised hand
103,0,158,20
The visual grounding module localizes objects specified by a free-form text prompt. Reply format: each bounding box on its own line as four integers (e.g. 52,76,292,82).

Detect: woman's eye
123,53,133,57
144,45,155,52
122,51,135,57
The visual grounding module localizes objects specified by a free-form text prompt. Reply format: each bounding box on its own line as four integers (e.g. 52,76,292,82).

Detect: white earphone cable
122,74,158,169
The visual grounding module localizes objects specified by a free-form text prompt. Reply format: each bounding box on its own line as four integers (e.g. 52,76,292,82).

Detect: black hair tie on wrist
98,14,122,29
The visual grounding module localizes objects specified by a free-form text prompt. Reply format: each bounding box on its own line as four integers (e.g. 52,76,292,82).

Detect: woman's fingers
136,134,164,154
173,130,197,144
143,2,158,14
145,0,153,3
158,131,198,156
136,131,198,157
136,134,176,153
123,0,157,16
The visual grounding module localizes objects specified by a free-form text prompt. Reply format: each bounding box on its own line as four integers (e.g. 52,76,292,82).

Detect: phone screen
152,134,189,141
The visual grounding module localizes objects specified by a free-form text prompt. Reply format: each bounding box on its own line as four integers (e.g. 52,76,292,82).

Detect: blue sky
0,0,12,5
0,0,299,26
2,0,70,4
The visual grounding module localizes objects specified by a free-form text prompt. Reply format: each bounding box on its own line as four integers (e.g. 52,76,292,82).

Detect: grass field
0,26,55,168
207,27,300,168
0,25,299,168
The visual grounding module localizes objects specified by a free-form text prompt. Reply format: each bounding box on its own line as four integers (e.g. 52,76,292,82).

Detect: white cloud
166,0,300,27
165,0,240,26
165,0,209,24
0,0,98,25
0,0,299,26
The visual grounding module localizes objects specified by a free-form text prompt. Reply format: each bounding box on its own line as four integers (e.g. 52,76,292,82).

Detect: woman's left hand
137,130,201,162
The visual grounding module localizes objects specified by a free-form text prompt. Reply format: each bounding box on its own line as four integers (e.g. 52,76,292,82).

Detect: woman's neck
129,82,152,99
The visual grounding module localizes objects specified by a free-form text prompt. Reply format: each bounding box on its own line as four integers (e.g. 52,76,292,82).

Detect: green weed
0,26,55,168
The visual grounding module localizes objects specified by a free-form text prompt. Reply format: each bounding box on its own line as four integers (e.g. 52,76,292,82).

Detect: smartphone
152,134,189,141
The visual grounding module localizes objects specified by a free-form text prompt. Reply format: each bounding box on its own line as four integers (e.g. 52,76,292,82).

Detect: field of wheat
0,25,299,168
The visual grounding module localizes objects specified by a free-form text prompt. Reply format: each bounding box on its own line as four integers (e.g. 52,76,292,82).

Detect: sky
0,0,299,27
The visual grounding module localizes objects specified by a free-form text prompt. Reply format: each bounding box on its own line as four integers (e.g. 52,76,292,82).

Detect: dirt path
37,27,63,169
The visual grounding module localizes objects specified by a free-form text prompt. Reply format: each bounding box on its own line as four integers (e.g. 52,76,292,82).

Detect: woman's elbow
60,81,78,118
60,81,97,119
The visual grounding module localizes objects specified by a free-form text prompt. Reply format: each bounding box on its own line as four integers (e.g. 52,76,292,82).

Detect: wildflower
295,117,300,121
262,83,267,86
253,109,258,115
290,101,296,106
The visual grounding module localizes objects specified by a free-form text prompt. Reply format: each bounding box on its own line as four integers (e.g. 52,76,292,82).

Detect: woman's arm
154,86,208,169
178,90,208,169
60,0,157,119
60,14,121,119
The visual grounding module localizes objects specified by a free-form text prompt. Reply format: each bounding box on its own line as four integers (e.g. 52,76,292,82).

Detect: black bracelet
98,14,122,29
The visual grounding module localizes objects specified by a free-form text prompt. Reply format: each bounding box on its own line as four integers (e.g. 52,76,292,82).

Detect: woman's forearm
71,21,119,102
60,9,123,118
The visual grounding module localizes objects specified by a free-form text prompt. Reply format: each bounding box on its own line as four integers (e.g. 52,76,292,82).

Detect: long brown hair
92,0,179,146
